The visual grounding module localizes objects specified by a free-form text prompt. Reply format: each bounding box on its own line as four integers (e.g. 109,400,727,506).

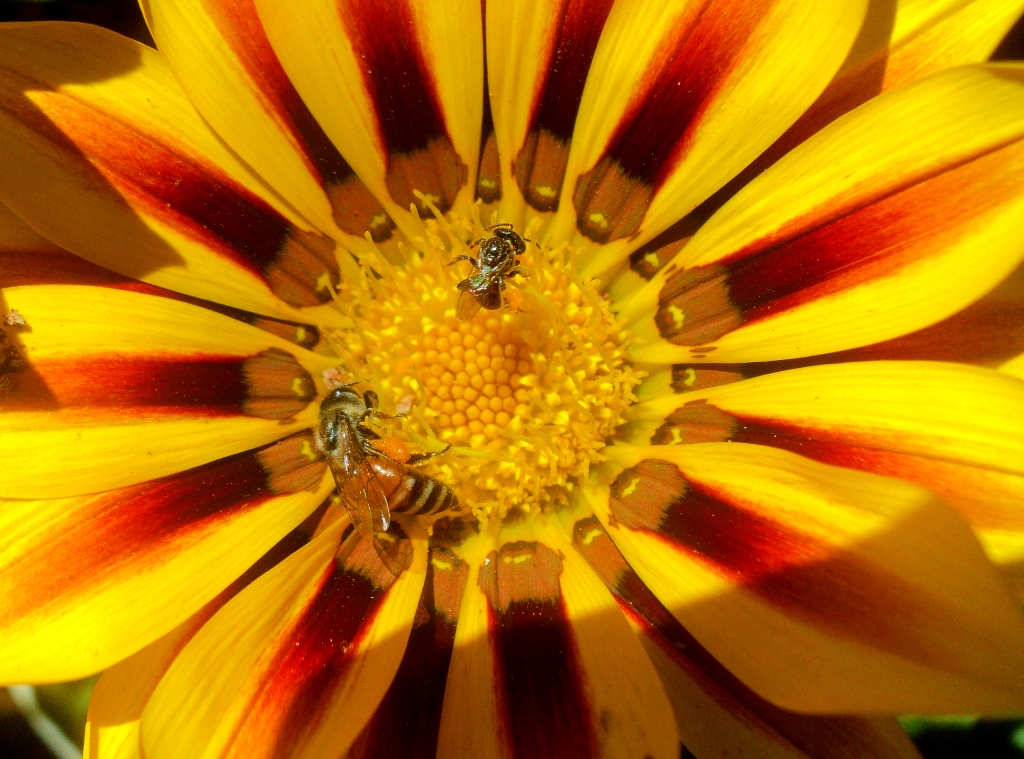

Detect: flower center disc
327,214,642,522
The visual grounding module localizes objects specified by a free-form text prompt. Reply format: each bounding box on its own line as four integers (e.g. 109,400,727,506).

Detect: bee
316,386,458,573
448,223,528,321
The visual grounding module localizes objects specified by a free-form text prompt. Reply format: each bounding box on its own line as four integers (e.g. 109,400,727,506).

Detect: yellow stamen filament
323,207,642,523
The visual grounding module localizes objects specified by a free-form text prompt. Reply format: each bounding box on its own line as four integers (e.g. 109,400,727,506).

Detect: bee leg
407,444,453,465
365,409,403,421
447,254,479,268
361,390,404,422
506,268,526,279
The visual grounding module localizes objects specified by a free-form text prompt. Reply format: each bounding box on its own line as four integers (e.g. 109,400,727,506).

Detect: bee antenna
484,222,513,231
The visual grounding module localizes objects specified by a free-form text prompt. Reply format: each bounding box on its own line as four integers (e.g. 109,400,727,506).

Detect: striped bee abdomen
370,457,460,518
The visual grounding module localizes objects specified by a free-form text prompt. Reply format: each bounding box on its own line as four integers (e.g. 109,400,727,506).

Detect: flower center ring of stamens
325,207,643,523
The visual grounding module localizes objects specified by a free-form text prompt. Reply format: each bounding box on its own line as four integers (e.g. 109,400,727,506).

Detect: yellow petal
142,520,427,759
434,546,503,759
346,537,471,759
0,200,326,351
0,22,343,320
671,0,1024,235
622,64,1024,363
437,520,678,759
609,0,1024,301
588,443,1024,713
486,0,616,225
0,285,333,498
568,509,921,759
546,0,867,272
0,441,332,684
772,0,1024,164
84,512,327,759
626,361,1024,567
140,0,394,246
254,0,482,233
85,617,198,759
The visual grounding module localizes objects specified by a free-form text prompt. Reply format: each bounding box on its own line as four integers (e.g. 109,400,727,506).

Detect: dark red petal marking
348,545,469,759
0,76,338,307
512,0,615,212
6,348,314,420
0,247,322,348
572,515,900,759
649,399,737,445
668,366,744,393
656,138,1024,346
200,0,394,241
1,432,325,622
607,458,977,671
478,541,596,759
628,215,699,281
228,527,400,759
574,0,774,242
337,0,467,215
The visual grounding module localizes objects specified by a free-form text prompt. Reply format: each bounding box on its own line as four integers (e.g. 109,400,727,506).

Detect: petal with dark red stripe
621,64,1024,364
768,0,1024,172
648,256,1024,383
607,1,1024,303
0,286,334,498
486,0,615,218
437,527,676,759
141,521,427,759
143,0,394,244
627,361,1024,573
571,513,921,759
474,2,500,207
84,505,327,759
0,23,343,319
347,540,469,759
0,203,323,350
589,444,1024,712
0,433,332,684
547,0,866,275
255,0,480,230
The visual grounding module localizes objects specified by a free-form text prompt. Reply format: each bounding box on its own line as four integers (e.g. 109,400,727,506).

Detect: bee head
317,387,366,450
491,226,526,255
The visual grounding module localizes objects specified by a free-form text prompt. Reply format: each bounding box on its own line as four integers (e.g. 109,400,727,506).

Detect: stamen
321,208,642,523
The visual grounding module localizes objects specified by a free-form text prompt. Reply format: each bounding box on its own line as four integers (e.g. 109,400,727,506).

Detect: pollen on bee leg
370,437,412,464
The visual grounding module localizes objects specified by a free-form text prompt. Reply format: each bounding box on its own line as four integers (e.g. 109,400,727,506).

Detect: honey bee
315,386,458,572
448,223,528,321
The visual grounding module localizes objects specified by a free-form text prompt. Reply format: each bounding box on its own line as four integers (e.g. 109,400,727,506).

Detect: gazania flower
4,0,1024,757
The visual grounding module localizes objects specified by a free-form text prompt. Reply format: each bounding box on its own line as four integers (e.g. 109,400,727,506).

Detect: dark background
1,1,1024,757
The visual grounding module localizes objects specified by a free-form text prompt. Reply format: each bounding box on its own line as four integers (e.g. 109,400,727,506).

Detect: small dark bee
316,386,458,573
448,223,528,321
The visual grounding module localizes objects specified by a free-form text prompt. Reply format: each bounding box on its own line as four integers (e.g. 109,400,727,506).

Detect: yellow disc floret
324,209,642,523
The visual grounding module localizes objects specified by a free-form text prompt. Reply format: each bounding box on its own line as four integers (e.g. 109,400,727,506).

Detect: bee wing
456,288,483,322
371,528,411,579
328,423,392,545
